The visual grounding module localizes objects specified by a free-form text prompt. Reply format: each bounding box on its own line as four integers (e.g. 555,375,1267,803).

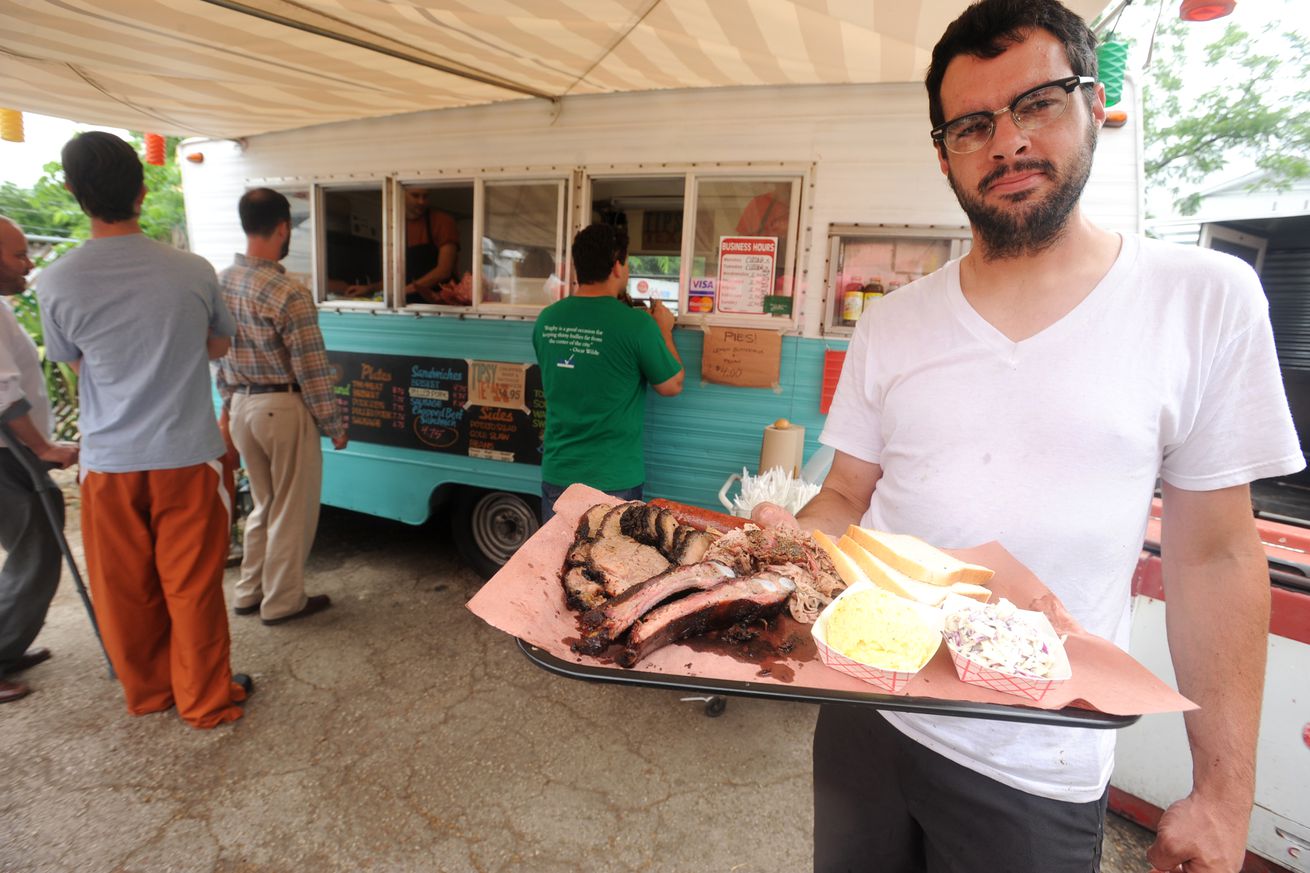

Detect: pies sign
700,326,781,389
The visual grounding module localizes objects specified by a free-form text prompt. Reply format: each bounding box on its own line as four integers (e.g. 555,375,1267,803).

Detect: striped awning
1,0,1111,139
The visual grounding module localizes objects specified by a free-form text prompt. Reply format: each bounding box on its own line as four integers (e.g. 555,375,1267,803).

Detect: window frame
684,171,805,329
582,163,810,331
311,177,393,309
475,174,572,317
391,174,478,312
821,224,972,336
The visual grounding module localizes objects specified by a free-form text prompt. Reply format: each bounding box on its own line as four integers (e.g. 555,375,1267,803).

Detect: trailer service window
692,178,799,318
399,182,474,308
320,185,385,304
481,180,566,309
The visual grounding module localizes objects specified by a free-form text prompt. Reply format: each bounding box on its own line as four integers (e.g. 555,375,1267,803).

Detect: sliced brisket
563,567,607,611
674,530,716,565
577,504,612,540
586,535,670,598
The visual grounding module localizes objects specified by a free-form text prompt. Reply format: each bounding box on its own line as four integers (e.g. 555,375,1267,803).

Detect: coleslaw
943,598,1063,679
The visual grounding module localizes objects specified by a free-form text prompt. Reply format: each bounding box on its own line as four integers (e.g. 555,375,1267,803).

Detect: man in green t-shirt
533,223,684,522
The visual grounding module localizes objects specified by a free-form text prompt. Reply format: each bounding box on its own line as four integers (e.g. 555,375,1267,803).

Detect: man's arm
793,451,881,534
0,408,78,468
648,300,684,397
1146,481,1269,873
752,450,882,533
282,290,348,450
410,243,459,301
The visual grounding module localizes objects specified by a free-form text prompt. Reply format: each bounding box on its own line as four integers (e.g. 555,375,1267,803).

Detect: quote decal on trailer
328,351,544,464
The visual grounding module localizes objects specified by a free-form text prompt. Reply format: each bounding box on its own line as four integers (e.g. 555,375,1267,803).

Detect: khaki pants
230,391,323,621
80,461,247,728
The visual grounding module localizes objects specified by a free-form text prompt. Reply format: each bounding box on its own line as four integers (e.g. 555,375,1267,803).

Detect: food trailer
170,78,1139,574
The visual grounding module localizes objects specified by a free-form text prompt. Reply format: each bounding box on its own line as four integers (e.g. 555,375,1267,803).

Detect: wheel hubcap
470,492,538,565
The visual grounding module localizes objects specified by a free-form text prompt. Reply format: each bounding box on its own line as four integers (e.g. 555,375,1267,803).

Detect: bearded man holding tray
754,1,1303,871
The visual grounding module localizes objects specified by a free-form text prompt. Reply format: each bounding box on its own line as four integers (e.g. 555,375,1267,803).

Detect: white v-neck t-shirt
820,232,1302,801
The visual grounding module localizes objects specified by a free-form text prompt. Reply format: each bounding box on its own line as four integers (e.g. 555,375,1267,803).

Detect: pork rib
618,572,795,668
574,561,735,654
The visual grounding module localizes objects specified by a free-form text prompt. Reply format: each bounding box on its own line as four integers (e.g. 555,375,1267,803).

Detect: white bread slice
845,526,995,587
811,530,873,590
839,536,991,606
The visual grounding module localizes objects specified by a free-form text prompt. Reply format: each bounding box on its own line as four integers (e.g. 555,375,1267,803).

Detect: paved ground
0,474,1156,872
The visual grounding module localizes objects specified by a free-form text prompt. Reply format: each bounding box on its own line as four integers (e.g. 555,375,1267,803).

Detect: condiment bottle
841,285,864,326
863,277,885,309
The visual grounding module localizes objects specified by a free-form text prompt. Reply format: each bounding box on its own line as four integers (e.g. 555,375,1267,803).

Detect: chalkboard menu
328,351,544,465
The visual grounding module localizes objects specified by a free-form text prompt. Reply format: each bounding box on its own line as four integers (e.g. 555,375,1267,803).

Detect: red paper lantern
144,132,166,166
1179,0,1236,22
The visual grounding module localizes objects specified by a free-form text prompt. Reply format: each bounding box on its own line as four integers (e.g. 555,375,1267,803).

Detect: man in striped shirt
217,188,347,626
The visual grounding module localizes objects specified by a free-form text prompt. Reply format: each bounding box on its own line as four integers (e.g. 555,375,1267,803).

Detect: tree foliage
1137,9,1310,216
0,132,187,259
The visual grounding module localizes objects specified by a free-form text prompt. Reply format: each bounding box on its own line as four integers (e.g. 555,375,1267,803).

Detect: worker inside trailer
341,187,467,305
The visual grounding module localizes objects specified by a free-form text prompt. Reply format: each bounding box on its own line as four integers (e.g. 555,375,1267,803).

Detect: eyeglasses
931,76,1095,155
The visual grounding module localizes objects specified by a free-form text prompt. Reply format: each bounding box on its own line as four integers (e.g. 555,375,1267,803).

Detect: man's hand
207,333,231,359
331,434,348,450
218,408,240,467
343,283,377,299
751,501,801,530
36,441,78,469
649,300,675,333
1147,788,1250,873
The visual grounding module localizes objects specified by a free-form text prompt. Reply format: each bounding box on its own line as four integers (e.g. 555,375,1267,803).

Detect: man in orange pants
38,132,251,728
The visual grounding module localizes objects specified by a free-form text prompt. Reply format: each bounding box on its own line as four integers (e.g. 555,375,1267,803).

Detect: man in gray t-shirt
39,132,251,729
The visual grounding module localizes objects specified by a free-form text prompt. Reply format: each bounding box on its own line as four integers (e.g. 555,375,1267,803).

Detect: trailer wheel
453,488,540,579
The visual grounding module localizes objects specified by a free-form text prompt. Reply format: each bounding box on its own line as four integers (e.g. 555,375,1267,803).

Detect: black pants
813,705,1107,873
0,448,63,679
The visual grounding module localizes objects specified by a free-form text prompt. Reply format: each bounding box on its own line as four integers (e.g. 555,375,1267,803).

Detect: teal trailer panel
316,311,847,522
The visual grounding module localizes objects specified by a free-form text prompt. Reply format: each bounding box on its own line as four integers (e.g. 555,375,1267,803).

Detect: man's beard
280,234,291,260
948,124,1097,261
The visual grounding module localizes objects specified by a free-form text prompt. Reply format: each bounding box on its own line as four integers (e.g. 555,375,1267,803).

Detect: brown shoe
0,678,32,703
10,646,51,673
262,594,332,626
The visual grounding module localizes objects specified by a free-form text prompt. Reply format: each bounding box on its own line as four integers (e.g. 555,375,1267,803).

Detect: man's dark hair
925,0,1098,131
571,223,629,286
239,187,292,237
60,131,145,223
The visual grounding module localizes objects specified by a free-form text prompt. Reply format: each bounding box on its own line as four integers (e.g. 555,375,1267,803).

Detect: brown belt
235,383,300,394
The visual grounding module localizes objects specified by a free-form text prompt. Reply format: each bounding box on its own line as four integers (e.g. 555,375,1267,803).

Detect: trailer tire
452,488,540,579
